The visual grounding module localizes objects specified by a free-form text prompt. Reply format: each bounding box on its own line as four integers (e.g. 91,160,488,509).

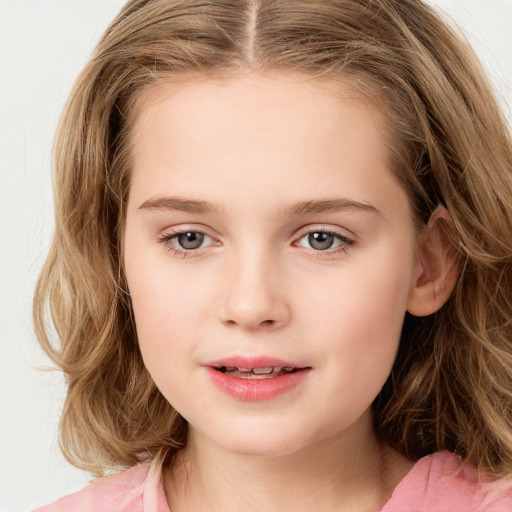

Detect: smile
206,357,310,401
215,366,297,378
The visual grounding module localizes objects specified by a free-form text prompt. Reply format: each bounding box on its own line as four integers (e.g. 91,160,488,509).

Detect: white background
0,1,510,510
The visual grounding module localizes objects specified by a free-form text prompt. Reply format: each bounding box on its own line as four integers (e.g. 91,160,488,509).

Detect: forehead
129,71,389,146
126,72,403,217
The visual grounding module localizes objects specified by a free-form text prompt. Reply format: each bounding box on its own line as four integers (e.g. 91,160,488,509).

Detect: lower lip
206,367,310,401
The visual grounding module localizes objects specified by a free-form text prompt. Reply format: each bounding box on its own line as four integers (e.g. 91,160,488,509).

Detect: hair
34,0,512,478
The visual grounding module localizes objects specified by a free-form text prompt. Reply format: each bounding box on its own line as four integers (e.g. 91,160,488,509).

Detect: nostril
222,317,279,330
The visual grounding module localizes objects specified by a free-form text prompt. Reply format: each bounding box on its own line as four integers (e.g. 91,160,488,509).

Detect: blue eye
297,231,353,251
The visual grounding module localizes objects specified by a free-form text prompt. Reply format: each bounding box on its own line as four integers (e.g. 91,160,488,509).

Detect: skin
123,73,451,511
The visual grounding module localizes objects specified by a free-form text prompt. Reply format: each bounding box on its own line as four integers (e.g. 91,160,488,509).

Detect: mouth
214,366,299,379
205,357,311,401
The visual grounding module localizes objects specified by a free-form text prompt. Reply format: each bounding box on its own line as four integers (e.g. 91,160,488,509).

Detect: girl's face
124,73,423,457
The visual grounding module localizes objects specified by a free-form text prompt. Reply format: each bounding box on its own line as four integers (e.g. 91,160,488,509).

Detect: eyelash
158,227,356,258
158,229,215,258
295,228,355,256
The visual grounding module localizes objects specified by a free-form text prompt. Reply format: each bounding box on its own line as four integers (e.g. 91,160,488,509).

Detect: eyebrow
138,196,217,214
284,198,380,216
138,196,381,216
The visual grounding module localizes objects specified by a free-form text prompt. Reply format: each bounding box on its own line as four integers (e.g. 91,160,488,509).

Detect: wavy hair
34,0,512,477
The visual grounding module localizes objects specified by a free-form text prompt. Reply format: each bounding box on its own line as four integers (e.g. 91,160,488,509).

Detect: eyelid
294,224,356,242
157,225,220,256
292,224,357,255
156,223,356,258
158,223,218,239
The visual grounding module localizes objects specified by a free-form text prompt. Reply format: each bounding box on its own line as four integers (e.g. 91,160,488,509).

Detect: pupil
178,232,204,249
309,232,334,250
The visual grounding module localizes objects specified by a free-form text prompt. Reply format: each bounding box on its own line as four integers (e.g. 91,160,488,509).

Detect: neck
164,414,413,512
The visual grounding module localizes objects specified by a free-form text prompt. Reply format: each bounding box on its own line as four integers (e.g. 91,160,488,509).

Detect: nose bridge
219,241,290,330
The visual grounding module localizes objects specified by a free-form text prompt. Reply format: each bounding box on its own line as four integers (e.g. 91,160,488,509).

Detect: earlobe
407,206,460,317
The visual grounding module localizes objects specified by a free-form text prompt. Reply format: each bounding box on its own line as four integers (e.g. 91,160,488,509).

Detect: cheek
299,244,415,382
124,247,216,376
305,245,413,329
133,266,216,324
125,228,200,321
127,275,198,406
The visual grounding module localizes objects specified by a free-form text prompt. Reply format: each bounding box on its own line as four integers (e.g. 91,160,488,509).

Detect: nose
218,248,291,331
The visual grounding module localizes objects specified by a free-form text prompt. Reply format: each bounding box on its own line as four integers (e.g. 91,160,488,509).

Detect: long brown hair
34,0,512,477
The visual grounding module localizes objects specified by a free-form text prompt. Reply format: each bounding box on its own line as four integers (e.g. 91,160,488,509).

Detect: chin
202,420,319,459
221,438,307,459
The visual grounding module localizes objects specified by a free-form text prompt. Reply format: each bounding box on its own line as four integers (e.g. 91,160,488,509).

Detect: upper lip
205,356,307,370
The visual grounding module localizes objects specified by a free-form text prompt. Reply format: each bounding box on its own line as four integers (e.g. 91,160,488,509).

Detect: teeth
218,366,297,374
252,367,274,374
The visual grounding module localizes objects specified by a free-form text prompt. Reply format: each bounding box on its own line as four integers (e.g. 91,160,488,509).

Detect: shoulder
382,451,512,512
32,462,168,512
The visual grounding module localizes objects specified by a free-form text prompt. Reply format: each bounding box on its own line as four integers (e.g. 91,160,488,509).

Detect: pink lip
206,356,301,369
205,356,311,402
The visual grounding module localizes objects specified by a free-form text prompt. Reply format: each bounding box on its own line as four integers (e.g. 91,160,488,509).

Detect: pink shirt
34,451,512,511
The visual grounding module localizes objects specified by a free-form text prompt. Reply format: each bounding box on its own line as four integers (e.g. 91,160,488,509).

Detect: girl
34,0,512,511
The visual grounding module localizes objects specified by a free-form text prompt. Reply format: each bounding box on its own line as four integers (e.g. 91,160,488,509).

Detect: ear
407,206,460,317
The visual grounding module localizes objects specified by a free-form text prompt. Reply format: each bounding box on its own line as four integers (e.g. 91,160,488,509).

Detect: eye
160,230,214,252
175,231,210,250
297,230,354,251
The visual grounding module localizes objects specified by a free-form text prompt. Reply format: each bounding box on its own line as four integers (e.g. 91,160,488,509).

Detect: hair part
34,0,512,477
